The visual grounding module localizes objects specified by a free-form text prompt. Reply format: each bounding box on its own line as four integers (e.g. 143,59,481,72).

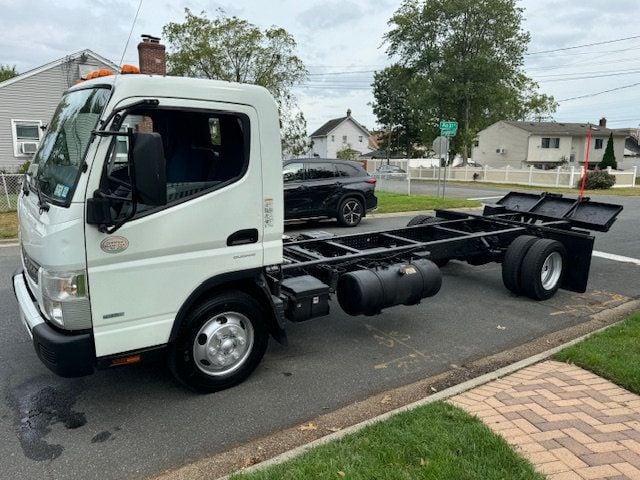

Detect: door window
305,162,337,180
104,108,249,213
283,163,304,182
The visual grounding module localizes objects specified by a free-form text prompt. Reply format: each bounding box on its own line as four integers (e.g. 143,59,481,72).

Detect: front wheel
169,291,268,393
337,197,364,227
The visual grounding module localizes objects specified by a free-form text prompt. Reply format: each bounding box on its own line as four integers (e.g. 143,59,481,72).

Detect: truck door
84,99,265,358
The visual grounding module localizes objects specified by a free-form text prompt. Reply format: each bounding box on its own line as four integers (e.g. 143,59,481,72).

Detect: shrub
599,133,617,170
16,160,30,174
579,170,616,190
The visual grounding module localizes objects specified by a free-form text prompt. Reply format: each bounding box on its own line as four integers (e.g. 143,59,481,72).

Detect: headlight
41,269,92,330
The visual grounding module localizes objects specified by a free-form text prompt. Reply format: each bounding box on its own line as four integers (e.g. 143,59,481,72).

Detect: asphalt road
1,193,639,480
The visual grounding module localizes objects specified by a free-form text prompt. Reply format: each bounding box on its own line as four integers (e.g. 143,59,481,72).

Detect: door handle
227,229,259,246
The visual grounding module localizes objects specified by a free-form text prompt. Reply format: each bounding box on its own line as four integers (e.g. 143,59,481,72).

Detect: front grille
22,248,40,284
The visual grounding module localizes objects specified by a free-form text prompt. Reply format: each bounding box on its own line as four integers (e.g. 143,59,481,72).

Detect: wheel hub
343,201,362,224
541,251,563,290
193,312,254,376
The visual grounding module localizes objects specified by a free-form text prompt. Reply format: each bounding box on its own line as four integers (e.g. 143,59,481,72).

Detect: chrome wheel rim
343,200,362,225
541,252,563,290
193,312,254,377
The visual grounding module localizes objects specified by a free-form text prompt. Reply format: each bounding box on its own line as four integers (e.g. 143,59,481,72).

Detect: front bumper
12,269,95,377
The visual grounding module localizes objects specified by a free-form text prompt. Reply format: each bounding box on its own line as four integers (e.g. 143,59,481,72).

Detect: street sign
432,136,449,157
440,120,458,137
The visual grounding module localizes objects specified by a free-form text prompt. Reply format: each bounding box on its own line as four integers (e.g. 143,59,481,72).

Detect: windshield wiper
35,176,50,213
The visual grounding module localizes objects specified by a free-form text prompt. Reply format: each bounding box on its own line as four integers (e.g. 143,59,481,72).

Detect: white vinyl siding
0,54,114,171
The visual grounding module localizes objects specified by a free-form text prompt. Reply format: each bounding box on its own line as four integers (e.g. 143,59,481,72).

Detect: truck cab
13,74,285,391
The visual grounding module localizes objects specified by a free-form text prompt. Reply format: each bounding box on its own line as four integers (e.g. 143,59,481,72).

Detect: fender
169,268,287,345
335,190,367,216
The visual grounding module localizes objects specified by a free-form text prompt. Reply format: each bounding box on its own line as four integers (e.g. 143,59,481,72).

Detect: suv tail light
366,177,377,185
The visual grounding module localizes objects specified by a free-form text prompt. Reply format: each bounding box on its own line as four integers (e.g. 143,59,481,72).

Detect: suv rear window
336,163,360,177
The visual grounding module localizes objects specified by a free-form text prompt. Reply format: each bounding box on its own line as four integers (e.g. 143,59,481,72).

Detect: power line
118,0,144,67
558,81,640,102
526,34,640,56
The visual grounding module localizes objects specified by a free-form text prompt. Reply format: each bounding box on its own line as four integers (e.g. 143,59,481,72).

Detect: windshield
29,87,110,204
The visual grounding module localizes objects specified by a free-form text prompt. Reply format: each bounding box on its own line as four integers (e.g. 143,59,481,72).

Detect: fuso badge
100,236,129,253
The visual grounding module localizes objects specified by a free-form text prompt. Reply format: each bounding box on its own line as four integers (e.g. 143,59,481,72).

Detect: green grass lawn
232,401,543,480
441,180,640,196
0,211,18,239
375,191,480,214
554,311,640,394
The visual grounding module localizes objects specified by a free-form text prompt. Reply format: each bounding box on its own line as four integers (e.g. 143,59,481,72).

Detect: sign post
438,121,458,198
432,136,450,197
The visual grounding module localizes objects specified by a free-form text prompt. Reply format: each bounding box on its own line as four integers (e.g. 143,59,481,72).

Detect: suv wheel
338,197,364,227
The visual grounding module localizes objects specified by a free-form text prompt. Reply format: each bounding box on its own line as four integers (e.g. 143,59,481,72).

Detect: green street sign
440,120,458,137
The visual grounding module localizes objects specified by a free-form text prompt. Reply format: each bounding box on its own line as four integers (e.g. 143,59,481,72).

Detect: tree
372,0,556,163
163,9,310,157
0,64,17,82
599,133,617,170
336,145,359,160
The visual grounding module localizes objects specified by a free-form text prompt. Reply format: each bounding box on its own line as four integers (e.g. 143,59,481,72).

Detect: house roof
505,121,626,137
309,111,371,138
0,49,119,89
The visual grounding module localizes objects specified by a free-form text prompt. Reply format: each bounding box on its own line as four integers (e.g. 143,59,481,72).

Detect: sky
1,0,640,134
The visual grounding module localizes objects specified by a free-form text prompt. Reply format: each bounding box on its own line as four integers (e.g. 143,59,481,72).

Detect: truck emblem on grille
100,236,129,253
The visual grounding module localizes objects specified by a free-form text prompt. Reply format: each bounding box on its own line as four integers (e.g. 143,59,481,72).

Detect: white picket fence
365,159,637,189
1,174,22,212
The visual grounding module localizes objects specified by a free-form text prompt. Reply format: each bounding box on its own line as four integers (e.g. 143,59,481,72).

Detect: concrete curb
217,298,640,479
0,239,18,247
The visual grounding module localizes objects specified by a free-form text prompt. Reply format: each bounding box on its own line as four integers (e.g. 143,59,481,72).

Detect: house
0,49,118,171
472,118,626,169
309,109,374,158
0,34,166,172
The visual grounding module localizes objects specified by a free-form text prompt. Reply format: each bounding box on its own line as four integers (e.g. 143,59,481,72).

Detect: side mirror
131,132,167,206
86,197,115,226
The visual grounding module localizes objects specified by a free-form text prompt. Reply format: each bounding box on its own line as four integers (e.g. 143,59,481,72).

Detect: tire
406,215,449,267
337,197,364,227
407,214,434,227
168,291,268,393
501,235,539,294
520,239,567,301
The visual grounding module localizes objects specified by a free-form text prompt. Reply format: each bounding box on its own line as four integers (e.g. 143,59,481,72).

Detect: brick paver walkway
450,360,640,480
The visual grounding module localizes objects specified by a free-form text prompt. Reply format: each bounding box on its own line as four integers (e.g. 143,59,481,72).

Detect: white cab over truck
12,73,622,392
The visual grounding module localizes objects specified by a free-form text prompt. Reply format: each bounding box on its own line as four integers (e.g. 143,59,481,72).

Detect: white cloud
1,0,639,135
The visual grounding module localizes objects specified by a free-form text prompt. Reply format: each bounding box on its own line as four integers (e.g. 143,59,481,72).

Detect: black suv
283,159,378,227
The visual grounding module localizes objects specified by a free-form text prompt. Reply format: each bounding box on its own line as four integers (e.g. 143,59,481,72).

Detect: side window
336,164,358,177
104,108,249,212
306,162,337,180
283,162,304,182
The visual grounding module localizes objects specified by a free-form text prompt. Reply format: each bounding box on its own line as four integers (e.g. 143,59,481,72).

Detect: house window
594,138,603,149
331,135,335,142
342,135,347,143
473,139,479,147
358,135,363,143
11,119,42,157
541,137,560,149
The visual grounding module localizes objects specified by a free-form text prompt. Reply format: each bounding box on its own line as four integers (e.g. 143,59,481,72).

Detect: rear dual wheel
502,236,566,300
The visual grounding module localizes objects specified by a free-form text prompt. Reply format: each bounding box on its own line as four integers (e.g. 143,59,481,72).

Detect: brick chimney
346,109,352,117
599,117,607,128
137,34,166,75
